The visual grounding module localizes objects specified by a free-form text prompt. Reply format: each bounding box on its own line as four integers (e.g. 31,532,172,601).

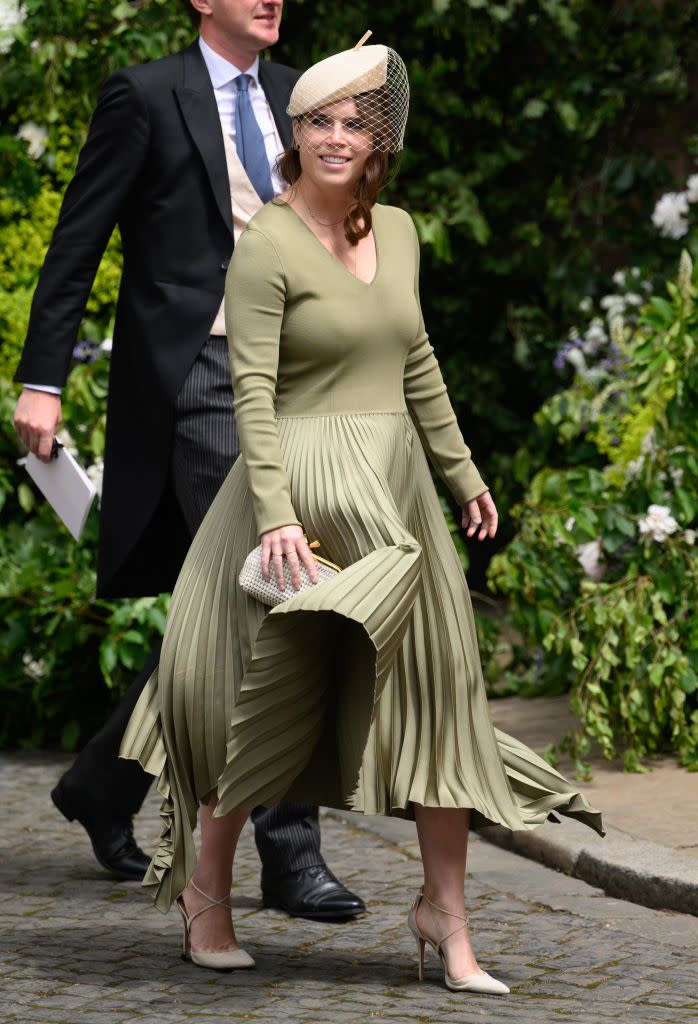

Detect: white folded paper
22,447,97,541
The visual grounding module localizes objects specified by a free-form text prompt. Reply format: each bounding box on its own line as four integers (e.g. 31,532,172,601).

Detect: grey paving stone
1,753,697,1023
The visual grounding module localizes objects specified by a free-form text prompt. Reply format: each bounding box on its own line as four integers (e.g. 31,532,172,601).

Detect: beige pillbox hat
287,33,409,153
288,45,390,117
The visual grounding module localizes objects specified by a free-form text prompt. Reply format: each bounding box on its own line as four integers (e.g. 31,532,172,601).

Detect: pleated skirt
121,411,603,912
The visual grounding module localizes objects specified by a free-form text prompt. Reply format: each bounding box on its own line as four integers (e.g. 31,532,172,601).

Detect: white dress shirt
25,36,285,395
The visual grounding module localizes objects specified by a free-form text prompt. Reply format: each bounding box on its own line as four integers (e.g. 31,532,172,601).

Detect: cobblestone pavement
2,754,697,1024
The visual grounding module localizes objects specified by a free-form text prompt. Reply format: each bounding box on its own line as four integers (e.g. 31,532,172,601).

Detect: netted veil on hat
287,32,409,154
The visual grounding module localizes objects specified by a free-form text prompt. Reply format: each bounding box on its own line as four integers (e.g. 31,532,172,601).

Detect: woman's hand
260,524,319,592
462,491,498,541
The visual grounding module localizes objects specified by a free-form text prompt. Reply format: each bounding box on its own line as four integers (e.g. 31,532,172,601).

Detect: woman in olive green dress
122,40,602,994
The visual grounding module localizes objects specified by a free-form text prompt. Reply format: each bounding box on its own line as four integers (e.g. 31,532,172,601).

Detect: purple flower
72,340,99,364
553,341,573,372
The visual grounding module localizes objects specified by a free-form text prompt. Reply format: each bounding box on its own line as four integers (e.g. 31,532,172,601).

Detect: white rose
600,294,625,311
22,652,46,681
651,192,689,239
99,337,113,354
578,296,593,314
638,504,679,543
565,516,576,532
16,121,48,160
612,270,626,288
0,0,26,53
684,529,696,546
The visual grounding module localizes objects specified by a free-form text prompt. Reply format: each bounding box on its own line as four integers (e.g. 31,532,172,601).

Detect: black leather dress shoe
261,864,366,920
51,779,150,881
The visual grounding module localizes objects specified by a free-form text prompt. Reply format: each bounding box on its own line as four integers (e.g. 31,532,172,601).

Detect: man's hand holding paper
13,388,62,463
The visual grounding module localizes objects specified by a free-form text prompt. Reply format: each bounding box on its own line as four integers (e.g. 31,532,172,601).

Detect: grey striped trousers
172,334,322,877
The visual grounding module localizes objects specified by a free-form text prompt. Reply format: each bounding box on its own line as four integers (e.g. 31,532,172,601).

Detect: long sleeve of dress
403,226,488,507
225,226,302,538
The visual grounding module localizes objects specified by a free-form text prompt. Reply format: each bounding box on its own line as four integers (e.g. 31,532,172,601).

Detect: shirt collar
198,36,260,89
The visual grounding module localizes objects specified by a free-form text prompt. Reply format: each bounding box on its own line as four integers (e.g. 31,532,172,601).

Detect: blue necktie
234,74,274,204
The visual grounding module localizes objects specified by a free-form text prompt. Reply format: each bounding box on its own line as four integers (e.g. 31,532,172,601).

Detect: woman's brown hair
277,147,390,246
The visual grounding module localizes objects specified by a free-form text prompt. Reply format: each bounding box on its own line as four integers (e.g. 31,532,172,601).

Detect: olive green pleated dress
121,201,603,913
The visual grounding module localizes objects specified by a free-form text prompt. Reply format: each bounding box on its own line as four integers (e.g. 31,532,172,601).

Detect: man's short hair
180,0,201,27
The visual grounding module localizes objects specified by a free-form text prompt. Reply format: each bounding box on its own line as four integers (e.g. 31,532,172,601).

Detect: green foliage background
488,251,698,771
1,0,697,757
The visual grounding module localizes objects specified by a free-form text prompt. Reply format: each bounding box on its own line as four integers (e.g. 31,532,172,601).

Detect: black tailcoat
15,43,299,598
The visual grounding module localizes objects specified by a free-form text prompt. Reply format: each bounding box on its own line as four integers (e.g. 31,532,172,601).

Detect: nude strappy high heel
407,888,509,994
176,881,255,972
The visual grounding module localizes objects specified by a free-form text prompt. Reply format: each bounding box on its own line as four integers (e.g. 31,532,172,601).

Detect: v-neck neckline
278,200,381,288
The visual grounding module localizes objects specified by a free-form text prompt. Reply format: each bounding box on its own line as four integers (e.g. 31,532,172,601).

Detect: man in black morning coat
13,0,364,921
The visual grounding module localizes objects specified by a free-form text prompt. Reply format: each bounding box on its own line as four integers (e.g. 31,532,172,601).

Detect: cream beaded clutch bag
239,540,341,607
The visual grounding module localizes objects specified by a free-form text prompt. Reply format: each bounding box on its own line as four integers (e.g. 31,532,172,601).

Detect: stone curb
476,818,698,917
327,809,698,918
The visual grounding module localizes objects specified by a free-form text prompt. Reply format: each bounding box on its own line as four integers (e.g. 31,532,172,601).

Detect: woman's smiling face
295,97,374,192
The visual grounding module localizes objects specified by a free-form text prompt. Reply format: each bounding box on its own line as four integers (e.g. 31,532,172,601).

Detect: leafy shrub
0,186,122,380
0,352,168,750
489,250,698,771
0,1,191,749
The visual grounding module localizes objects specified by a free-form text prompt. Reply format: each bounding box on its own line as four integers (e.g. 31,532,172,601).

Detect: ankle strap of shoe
420,889,468,953
184,880,232,925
